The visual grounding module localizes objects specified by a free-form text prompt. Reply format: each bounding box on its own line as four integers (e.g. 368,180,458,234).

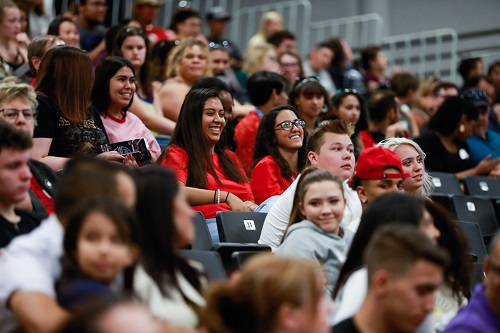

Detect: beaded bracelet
217,189,221,205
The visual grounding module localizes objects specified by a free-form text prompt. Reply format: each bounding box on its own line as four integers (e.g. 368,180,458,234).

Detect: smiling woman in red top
158,88,256,242
251,105,308,204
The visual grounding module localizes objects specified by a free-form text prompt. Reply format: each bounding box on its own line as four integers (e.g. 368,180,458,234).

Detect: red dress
160,146,254,218
251,155,297,204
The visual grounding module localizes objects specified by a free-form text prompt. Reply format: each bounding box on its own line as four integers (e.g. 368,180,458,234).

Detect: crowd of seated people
1,1,500,332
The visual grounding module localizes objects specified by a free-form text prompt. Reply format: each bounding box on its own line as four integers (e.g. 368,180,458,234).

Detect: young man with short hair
303,42,336,96
0,157,136,333
348,146,406,211
463,87,500,178
75,0,108,62
267,30,297,54
334,224,448,333
360,90,409,148
0,120,40,248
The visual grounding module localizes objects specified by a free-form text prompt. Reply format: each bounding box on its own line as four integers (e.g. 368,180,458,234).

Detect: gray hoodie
275,220,354,295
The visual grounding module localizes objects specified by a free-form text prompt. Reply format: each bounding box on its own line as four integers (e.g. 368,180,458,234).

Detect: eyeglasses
0,108,37,120
275,119,306,131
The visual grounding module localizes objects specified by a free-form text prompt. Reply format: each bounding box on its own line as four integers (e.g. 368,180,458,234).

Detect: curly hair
166,39,211,79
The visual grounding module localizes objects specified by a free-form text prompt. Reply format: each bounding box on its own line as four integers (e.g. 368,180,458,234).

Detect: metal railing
54,1,465,83
309,13,383,55
231,0,312,56
382,28,458,82
459,48,500,73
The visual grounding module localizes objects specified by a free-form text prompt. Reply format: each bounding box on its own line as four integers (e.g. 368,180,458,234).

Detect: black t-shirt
333,317,362,333
0,209,41,248
34,95,109,158
414,132,474,173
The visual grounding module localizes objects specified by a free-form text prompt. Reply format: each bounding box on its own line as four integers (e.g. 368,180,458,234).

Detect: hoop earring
459,124,465,133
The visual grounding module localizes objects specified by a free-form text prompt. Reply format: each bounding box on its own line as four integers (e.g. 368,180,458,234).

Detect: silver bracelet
217,189,221,205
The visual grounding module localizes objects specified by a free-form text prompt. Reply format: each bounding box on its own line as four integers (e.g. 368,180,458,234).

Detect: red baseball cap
354,146,407,180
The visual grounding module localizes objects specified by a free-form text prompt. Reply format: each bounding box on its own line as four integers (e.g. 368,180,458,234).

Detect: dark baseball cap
461,88,489,108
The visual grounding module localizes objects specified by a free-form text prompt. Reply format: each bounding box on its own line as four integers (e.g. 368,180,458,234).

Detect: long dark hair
253,104,307,177
289,77,333,120
425,200,472,301
428,96,478,137
60,197,140,289
112,26,153,99
331,90,368,132
191,77,236,151
332,192,425,298
135,165,203,305
92,57,135,116
158,88,247,188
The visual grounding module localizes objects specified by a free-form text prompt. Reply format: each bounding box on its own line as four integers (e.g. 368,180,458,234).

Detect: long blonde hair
256,11,283,38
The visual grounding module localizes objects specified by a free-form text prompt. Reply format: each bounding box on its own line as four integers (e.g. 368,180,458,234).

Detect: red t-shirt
360,130,376,149
145,25,168,44
160,146,254,218
234,111,260,175
251,155,297,205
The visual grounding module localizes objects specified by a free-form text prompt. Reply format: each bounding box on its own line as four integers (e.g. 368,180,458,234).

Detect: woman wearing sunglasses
251,105,308,204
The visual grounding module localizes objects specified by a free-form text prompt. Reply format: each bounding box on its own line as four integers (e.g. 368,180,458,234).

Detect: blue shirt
466,130,500,165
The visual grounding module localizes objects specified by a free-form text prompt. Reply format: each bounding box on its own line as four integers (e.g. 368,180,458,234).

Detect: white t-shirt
258,177,362,250
0,215,64,333
134,265,206,328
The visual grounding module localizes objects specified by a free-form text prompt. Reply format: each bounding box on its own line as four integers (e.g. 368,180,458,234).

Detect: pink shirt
100,112,161,161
